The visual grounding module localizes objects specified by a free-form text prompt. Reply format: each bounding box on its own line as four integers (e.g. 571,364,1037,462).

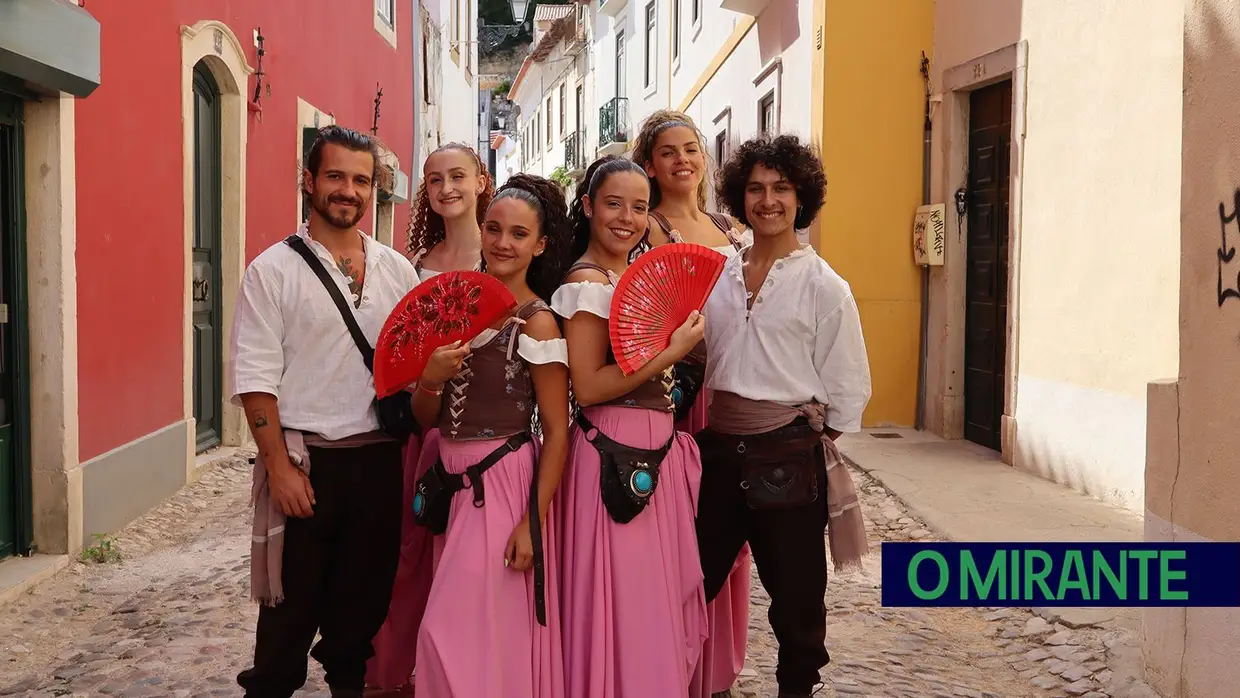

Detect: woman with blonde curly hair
631,110,752,698
365,142,494,697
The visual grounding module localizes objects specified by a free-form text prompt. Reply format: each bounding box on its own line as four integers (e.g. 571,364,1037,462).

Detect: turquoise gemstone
672,387,684,405
412,493,424,515
633,470,653,494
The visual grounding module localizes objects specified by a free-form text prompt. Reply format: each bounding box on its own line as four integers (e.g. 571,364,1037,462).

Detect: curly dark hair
631,110,709,210
567,155,650,266
406,143,495,259
715,134,827,230
485,174,572,304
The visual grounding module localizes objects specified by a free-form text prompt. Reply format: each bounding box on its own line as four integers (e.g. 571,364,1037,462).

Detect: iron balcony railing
564,131,586,172
598,97,630,150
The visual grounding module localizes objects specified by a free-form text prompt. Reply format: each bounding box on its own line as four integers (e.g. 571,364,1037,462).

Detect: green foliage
80,533,121,564
550,166,574,189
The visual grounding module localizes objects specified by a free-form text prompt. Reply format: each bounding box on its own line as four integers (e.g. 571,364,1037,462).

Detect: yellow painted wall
816,0,933,427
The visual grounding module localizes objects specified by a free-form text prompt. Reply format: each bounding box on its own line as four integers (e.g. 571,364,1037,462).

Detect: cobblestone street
0,452,1149,698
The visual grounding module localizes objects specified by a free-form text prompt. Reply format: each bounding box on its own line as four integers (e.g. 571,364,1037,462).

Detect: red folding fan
609,243,728,376
374,271,517,398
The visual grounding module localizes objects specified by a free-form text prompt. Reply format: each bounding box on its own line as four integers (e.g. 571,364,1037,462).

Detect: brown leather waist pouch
703,423,822,510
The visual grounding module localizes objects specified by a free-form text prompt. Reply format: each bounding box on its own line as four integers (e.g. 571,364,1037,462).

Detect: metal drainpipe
915,53,931,431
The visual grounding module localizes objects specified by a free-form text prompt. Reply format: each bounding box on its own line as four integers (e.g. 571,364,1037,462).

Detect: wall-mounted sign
914,203,947,266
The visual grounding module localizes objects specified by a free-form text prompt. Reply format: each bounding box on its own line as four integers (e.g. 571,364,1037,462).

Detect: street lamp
508,0,529,23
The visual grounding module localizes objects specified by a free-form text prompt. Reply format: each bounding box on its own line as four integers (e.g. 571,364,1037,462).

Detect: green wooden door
0,89,32,559
192,63,223,452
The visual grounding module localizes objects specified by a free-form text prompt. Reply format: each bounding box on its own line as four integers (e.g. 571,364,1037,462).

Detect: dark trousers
237,441,403,698
695,428,830,696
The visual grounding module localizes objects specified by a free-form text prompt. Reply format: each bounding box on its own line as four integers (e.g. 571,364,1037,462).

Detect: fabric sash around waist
300,429,399,449
706,391,869,570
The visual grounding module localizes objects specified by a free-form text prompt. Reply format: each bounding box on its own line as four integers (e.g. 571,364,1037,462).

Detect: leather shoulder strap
649,210,674,234
566,262,616,284
517,298,551,321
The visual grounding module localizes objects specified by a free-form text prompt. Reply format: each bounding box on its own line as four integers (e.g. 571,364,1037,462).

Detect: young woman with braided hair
631,111,754,698
412,173,571,697
366,143,494,697
551,155,708,698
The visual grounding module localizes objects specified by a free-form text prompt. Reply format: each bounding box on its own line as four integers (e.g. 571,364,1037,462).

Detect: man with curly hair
695,134,872,697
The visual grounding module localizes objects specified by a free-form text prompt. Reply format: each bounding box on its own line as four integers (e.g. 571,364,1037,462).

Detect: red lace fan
374,271,517,398
609,242,728,376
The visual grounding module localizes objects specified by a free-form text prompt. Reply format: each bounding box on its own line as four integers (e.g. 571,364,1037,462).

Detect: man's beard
312,192,366,229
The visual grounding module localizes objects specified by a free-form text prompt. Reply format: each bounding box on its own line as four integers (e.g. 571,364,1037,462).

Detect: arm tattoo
253,410,270,429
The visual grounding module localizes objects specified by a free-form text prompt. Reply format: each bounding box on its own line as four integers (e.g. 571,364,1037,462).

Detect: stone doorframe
925,40,1029,464
24,94,81,555
179,21,253,475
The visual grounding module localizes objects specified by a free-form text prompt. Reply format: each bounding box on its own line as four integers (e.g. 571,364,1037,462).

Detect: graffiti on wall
1219,189,1240,306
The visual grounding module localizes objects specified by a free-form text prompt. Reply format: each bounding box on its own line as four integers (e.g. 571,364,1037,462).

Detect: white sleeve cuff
550,281,613,319
517,335,568,365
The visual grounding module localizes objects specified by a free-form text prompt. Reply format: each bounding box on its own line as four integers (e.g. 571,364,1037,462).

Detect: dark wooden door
192,63,223,453
0,92,30,559
963,80,1012,451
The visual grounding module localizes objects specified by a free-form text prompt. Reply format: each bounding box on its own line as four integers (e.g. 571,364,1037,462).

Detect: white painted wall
494,135,519,187
1009,0,1182,511
673,0,813,213
420,0,480,157
510,16,589,181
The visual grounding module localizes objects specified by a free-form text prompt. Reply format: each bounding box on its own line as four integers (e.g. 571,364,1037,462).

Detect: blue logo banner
880,542,1240,607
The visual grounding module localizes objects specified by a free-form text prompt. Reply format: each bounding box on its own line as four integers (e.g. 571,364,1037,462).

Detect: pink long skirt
558,405,708,698
680,390,753,698
366,429,442,692
415,437,565,698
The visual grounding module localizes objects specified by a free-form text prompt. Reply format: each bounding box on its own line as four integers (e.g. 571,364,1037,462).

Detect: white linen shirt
703,245,873,433
229,226,420,441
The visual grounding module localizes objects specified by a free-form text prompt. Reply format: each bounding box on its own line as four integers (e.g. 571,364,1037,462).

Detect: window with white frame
376,0,394,27
576,84,585,134
546,96,553,144
672,0,681,63
616,29,627,98
559,83,567,137
715,130,727,167
644,2,656,88
759,92,776,135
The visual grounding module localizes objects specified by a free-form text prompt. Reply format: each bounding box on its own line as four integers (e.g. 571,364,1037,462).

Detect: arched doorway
191,60,223,452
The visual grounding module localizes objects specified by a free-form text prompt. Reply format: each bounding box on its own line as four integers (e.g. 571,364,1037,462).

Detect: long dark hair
567,155,650,267
407,143,495,259
484,174,571,304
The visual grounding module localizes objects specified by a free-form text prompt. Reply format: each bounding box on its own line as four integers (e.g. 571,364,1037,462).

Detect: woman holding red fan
632,111,753,698
410,173,571,698
551,155,709,698
367,142,494,697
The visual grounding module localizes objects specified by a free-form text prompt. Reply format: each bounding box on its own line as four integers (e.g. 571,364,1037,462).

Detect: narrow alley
0,450,1147,698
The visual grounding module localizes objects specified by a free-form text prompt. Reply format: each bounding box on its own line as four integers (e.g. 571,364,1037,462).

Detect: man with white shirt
696,134,873,698
231,126,420,698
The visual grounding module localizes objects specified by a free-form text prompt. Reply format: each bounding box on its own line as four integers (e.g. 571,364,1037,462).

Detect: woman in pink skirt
410,173,571,697
366,143,493,696
632,110,753,698
550,155,709,698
